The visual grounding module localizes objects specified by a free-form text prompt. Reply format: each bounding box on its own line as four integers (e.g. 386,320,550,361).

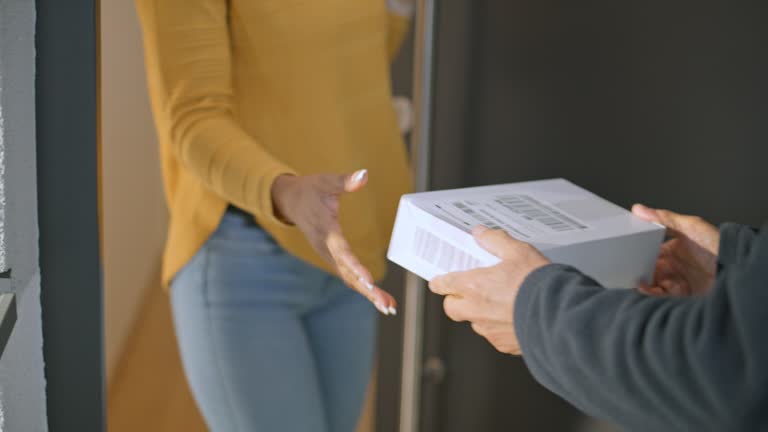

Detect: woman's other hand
271,169,397,315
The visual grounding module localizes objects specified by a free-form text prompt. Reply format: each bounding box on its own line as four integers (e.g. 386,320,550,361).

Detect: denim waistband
225,204,259,227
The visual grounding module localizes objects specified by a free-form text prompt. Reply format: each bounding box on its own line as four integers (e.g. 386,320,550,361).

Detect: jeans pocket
200,212,318,306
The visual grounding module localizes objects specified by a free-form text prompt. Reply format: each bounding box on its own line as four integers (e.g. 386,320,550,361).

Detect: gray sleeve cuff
514,263,574,355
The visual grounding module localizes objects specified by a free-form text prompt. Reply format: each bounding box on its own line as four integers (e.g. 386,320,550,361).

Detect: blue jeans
170,211,377,432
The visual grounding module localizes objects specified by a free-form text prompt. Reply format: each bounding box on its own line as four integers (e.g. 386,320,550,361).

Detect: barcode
414,228,481,273
452,201,503,230
495,195,588,232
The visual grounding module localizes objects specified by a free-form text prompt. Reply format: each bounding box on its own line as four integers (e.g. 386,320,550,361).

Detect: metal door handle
423,356,447,385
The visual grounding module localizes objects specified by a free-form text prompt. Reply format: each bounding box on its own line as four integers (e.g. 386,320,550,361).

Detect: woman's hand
632,204,720,297
271,169,397,315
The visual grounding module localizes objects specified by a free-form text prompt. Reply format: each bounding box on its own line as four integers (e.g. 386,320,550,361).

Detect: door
380,1,768,431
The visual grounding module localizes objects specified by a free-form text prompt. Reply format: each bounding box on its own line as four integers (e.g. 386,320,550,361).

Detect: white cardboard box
387,179,666,288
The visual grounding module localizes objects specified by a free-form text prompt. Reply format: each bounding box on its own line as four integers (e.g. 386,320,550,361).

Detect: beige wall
100,0,167,382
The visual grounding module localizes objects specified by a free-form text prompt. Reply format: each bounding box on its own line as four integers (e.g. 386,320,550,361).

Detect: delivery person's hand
429,226,550,355
271,169,397,316
632,204,720,297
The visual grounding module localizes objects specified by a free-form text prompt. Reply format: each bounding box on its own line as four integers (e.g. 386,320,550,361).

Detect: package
387,179,665,288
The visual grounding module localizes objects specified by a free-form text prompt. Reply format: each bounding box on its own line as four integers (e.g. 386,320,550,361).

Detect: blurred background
100,1,768,431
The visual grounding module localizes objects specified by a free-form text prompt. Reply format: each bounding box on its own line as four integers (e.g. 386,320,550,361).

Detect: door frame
36,0,105,430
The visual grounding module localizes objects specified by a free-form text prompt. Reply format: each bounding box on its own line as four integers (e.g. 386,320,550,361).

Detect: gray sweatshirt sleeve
718,222,759,268
515,223,768,432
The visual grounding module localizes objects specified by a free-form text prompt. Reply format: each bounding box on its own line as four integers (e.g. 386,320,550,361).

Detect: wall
0,0,48,431
100,0,168,381
0,101,5,274
1,1,38,291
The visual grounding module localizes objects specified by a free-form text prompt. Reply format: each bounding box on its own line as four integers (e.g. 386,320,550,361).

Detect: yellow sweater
136,0,414,287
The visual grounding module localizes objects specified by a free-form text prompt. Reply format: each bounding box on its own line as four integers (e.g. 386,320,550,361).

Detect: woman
135,0,414,430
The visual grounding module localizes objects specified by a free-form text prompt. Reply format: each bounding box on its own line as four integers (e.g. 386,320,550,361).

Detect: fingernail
352,169,368,184
376,302,389,315
388,306,397,316
358,277,374,291
472,225,489,236
632,204,655,219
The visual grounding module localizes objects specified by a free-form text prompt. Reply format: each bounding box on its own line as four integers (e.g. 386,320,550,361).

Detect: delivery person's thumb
472,226,529,260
